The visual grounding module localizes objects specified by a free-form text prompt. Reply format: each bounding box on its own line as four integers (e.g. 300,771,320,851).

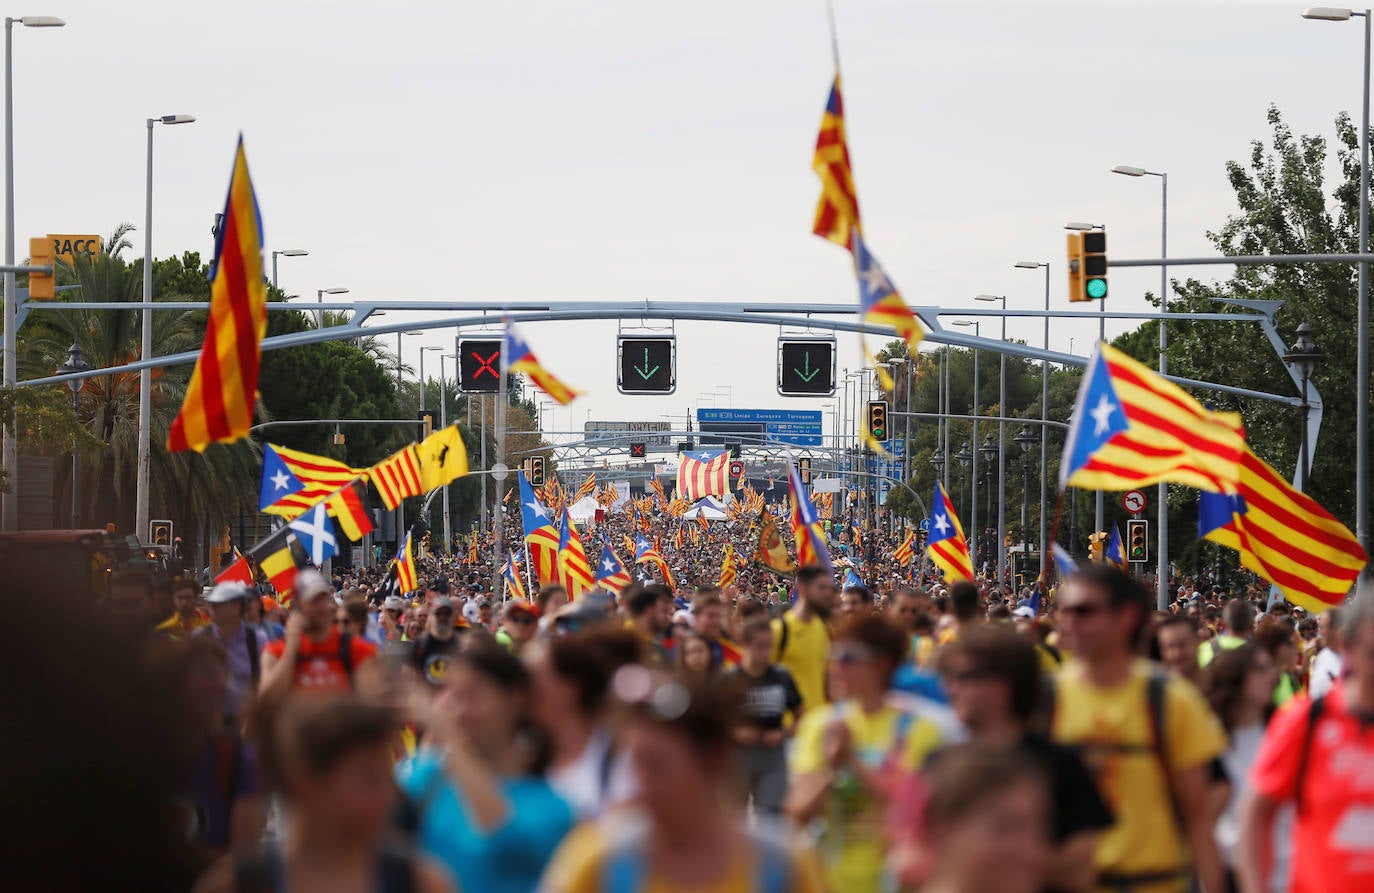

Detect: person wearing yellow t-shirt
1052,566,1227,893
786,614,946,893
155,578,210,639
540,665,824,893
770,565,837,713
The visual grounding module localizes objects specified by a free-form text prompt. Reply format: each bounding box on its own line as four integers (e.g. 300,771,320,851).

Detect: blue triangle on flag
259,444,305,512
1060,347,1131,487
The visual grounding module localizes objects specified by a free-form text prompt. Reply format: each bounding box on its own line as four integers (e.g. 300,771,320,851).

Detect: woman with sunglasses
786,614,947,893
540,665,823,893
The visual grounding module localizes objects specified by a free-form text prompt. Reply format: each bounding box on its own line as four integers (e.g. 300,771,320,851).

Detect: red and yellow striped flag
574,472,597,503
812,76,860,251
167,139,267,453
370,445,424,509
718,544,737,589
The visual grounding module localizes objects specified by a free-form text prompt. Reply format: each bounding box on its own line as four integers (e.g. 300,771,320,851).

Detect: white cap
294,568,331,602
206,581,253,604
1012,606,1036,619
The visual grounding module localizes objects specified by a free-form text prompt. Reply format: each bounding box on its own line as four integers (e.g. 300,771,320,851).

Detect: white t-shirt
546,727,636,820
1309,647,1342,699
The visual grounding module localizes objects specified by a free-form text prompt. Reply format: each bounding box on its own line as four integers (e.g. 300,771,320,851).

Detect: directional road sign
778,339,836,396
697,408,823,448
617,336,676,394
459,339,502,392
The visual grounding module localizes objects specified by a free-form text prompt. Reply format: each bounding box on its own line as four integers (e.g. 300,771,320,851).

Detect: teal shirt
398,751,574,893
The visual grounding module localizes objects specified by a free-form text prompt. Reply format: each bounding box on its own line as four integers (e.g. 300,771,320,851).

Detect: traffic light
529,456,546,486
1067,230,1108,302
866,400,889,442
28,237,54,300
458,339,503,392
149,519,173,547
798,456,812,485
418,409,436,438
728,442,742,460
778,338,836,396
1127,519,1149,563
629,442,647,459
617,337,676,394
1088,531,1107,564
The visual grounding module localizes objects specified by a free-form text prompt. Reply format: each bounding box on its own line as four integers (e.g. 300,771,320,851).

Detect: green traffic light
1086,278,1108,299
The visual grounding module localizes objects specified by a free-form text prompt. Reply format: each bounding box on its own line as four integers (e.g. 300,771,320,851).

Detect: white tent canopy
567,496,600,523
682,496,728,521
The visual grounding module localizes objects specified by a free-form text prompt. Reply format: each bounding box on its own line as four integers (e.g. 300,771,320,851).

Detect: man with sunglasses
494,600,539,654
1049,566,1226,893
409,595,464,687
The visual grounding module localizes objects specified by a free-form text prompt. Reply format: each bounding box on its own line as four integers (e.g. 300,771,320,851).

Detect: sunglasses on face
509,614,535,625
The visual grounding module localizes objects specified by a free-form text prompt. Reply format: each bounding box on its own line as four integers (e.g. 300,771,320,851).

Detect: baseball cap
431,595,454,611
504,599,537,618
383,595,407,612
206,582,253,604
1012,606,1036,619
294,569,331,603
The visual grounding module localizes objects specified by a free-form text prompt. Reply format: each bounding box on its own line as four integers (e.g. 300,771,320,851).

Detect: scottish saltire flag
168,138,267,452
1051,542,1079,580
787,460,833,574
926,481,974,583
677,450,730,500
288,501,338,566
811,76,860,251
1106,525,1128,572
502,551,527,601
520,472,561,584
1199,446,1366,613
504,321,580,405
595,544,633,595
259,444,304,511
853,232,922,348
1061,343,1245,495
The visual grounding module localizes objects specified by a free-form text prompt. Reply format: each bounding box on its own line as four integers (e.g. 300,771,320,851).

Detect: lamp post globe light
954,442,973,523
1283,322,1326,492
1015,424,1037,552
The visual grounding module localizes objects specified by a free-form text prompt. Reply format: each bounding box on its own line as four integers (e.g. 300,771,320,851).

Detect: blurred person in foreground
723,617,802,817
1051,566,1227,893
194,695,453,893
786,614,947,893
400,643,575,893
259,570,381,697
892,745,1052,893
539,665,824,893
1238,595,1374,893
937,626,1111,892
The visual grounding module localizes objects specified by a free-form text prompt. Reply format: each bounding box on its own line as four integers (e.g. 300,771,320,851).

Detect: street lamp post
440,353,454,552
315,286,348,330
57,342,88,529
889,355,910,482
1015,260,1050,575
1302,5,1370,572
976,294,1009,586
954,442,972,524
135,112,195,545
418,344,440,415
270,248,308,288
979,434,997,578
1284,322,1327,491
1015,424,1037,555
1113,163,1170,606
1,15,62,531
954,320,981,569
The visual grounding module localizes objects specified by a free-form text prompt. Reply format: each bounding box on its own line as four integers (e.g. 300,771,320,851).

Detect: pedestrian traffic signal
1067,230,1108,302
778,338,836,396
617,337,676,395
1127,519,1148,563
629,442,647,459
28,237,54,300
866,400,889,442
529,455,546,486
458,339,502,392
798,456,812,485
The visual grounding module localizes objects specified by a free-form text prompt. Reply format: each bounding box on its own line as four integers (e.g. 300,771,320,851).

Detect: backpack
293,632,355,685
232,842,414,893
602,827,791,893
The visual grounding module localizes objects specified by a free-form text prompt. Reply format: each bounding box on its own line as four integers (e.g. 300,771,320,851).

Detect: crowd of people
9,513,1374,893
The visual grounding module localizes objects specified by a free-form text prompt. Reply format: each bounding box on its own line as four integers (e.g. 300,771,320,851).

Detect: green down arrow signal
793,352,821,383
634,347,661,380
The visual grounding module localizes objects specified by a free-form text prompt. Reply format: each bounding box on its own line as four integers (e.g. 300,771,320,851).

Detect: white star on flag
933,512,951,536
859,262,891,296
602,557,617,574
270,469,292,491
526,500,549,520
289,502,337,565
1090,393,1117,436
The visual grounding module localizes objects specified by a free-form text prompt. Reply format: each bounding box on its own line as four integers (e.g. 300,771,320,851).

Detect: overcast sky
14,0,1362,439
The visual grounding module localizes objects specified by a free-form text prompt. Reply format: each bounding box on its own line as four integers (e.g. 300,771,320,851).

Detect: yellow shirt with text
770,612,829,713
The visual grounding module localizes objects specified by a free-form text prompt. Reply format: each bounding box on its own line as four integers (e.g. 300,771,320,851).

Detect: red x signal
629,443,647,458
472,351,500,379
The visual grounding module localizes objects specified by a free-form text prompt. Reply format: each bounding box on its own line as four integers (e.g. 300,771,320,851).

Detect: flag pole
493,328,509,602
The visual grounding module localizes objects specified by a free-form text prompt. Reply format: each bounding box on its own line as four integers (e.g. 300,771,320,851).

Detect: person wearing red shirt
260,570,380,698
1239,596,1374,893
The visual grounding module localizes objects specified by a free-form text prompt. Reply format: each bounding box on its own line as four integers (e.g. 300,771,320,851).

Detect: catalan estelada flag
677,450,730,500
788,460,833,574
1199,446,1366,613
167,138,267,453
926,480,974,583
635,531,676,589
853,232,922,349
557,507,596,599
520,472,561,585
1105,525,1128,572
505,321,580,405
595,544,633,595
811,76,860,251
502,551,527,601
260,444,364,520
393,532,419,594
1061,342,1245,495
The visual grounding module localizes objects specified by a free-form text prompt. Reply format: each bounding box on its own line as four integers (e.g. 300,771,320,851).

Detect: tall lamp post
1112,163,1170,606
889,355,910,483
979,434,997,579
954,320,981,568
315,286,348,330
1284,322,1326,491
135,111,195,544
440,352,455,553
270,248,308,287
1,15,62,531
1302,6,1369,572
57,342,88,528
976,293,1009,586
1066,221,1108,535
954,443,972,525
1015,424,1037,557
1015,260,1050,576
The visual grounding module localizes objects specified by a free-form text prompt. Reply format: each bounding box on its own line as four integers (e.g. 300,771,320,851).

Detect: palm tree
19,227,259,535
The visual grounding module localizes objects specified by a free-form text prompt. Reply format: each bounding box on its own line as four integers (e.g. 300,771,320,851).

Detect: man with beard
259,570,380,697
771,565,838,713
410,595,463,686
